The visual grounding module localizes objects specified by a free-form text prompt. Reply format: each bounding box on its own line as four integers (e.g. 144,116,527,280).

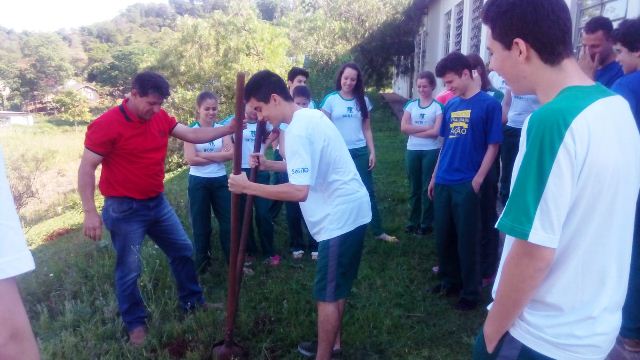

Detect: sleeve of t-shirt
0,148,35,279
486,100,503,144
612,79,638,123
84,116,116,156
320,93,334,114
161,110,178,134
285,127,317,187
496,109,576,248
439,105,451,138
435,102,443,115
365,96,373,111
403,100,414,111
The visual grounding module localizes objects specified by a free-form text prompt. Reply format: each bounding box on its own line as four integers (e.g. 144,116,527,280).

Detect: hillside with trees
0,0,418,121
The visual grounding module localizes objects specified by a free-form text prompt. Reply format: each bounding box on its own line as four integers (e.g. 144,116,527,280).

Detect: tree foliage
52,90,91,123
156,1,295,120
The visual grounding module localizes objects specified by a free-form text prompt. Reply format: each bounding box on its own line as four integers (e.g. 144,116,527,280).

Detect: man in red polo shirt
78,71,236,346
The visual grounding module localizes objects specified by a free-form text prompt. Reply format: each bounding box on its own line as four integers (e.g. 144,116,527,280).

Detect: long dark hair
335,62,368,121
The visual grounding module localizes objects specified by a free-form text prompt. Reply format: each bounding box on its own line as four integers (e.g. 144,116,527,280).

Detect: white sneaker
292,250,304,259
311,251,318,260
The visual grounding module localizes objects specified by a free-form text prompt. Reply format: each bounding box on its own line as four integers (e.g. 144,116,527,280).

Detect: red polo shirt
84,99,178,199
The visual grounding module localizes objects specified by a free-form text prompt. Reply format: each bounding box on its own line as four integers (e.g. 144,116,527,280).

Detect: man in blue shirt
427,52,502,311
579,16,624,88
612,18,640,353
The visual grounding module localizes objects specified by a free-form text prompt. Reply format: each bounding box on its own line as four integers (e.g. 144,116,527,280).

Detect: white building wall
392,0,639,98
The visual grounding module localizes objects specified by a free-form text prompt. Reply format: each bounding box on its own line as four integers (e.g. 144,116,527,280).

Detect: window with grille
469,0,484,54
454,1,464,52
443,10,452,55
575,0,628,47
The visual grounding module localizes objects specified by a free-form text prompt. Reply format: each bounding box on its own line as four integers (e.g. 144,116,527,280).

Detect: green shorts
313,224,367,302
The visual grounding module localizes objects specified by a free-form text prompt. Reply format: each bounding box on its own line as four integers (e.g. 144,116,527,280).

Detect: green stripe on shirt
497,84,614,240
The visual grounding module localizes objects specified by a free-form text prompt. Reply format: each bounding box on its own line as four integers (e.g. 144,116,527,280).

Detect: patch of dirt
43,227,74,242
165,337,192,359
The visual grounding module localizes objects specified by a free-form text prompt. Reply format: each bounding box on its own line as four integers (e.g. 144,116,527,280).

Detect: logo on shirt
420,113,425,119
347,107,353,113
449,110,471,138
290,167,309,175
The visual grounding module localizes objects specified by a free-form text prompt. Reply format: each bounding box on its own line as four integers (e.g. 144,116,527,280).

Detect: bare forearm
261,159,287,173
244,182,307,202
413,127,438,138
177,125,234,144
402,124,432,134
0,278,40,360
199,151,233,163
484,240,554,345
78,166,98,214
475,144,499,183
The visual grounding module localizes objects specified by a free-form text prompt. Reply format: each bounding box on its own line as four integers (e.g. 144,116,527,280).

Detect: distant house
62,80,100,103
0,111,35,126
393,0,640,99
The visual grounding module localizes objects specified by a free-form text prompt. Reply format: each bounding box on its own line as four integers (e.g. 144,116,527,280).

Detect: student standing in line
611,18,640,353
579,16,624,88
229,70,371,360
499,88,539,207
183,91,233,274
400,71,443,236
321,62,397,243
428,52,502,311
467,52,504,287
474,1,640,358
236,106,279,266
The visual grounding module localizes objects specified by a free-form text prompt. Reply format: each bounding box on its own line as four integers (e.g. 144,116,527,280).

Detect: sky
0,0,169,32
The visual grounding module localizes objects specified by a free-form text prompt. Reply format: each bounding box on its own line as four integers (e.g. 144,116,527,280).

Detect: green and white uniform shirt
492,85,640,360
403,99,443,151
188,122,227,178
320,92,373,149
237,121,273,169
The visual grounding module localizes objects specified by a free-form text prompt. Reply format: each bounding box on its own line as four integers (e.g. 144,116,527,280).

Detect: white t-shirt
188,122,227,178
0,147,35,279
507,92,540,129
320,91,373,149
284,108,371,241
236,121,273,169
492,85,640,360
488,71,508,95
403,99,443,150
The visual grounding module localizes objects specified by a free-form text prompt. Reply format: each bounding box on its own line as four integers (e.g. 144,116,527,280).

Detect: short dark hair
612,18,640,52
292,85,311,100
584,16,614,38
287,67,309,82
196,91,217,108
435,52,473,78
482,0,573,66
466,53,491,91
244,70,293,103
417,71,436,89
131,71,171,99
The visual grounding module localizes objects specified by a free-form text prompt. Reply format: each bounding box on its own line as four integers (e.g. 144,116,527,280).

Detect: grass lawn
17,97,487,359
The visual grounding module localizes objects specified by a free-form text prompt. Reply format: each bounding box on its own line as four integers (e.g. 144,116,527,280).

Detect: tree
155,1,295,120
52,90,91,125
87,46,156,97
18,34,73,102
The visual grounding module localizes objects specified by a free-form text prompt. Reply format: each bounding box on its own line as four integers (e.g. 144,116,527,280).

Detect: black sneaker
429,283,460,297
454,298,478,311
297,341,342,358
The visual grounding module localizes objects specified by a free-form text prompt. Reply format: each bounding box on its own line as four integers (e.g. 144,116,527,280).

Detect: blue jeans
102,194,204,331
